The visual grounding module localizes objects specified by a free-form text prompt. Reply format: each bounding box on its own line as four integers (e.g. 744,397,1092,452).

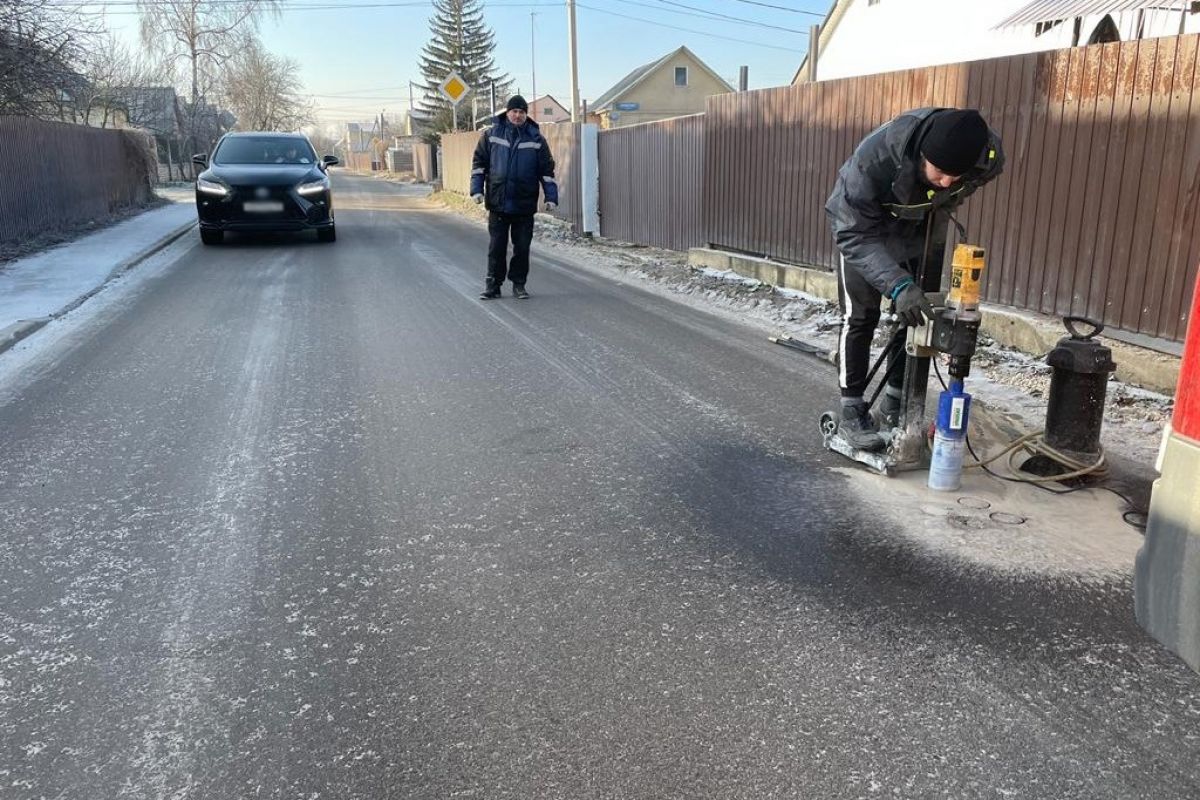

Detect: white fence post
579,123,600,236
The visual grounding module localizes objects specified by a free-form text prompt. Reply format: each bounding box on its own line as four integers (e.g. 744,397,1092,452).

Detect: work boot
479,281,501,300
876,389,902,430
838,400,885,452
512,284,530,300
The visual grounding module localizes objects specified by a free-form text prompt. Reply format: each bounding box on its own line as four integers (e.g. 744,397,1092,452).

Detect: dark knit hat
920,109,988,176
506,95,529,112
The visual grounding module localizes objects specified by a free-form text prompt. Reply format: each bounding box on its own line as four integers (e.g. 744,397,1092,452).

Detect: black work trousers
837,255,910,399
487,212,535,287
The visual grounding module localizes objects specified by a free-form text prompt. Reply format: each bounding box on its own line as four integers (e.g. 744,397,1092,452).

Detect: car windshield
214,137,315,165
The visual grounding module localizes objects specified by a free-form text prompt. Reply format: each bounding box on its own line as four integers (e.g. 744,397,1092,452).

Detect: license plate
243,200,284,213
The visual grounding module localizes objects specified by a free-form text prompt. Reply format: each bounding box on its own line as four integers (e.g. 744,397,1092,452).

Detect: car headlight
296,178,329,196
196,177,228,196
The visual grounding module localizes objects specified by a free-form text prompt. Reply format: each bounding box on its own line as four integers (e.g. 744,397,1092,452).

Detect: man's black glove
892,282,934,327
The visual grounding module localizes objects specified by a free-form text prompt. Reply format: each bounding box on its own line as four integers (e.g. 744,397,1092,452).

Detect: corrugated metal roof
994,0,1188,28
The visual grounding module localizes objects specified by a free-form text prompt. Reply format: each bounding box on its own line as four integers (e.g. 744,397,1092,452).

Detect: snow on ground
0,231,199,407
0,193,194,332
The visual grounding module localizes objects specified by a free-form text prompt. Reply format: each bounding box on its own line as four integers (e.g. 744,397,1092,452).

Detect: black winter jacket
470,114,558,216
825,107,1005,296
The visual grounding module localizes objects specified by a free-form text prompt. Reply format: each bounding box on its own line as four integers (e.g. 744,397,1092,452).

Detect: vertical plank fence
597,114,705,251
0,117,156,246
703,34,1200,342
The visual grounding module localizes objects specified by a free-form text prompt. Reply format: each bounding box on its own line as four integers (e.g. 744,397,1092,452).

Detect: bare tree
136,0,277,105
78,34,171,128
136,0,278,149
0,0,99,118
222,37,311,132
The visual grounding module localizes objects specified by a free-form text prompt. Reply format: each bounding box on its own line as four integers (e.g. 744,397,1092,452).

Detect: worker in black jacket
825,107,1004,451
470,95,558,300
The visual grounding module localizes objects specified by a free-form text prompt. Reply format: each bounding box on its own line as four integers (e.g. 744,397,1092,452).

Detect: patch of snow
0,202,194,330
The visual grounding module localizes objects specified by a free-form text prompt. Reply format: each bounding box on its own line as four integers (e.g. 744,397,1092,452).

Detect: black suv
193,132,339,244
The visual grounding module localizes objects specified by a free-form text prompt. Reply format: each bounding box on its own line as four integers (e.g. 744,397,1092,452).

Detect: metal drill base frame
819,413,929,477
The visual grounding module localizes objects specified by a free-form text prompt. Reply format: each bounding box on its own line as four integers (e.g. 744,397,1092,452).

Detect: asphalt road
0,172,1197,799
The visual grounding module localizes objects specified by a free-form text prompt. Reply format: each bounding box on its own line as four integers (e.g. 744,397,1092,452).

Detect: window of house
675,66,688,87
545,107,553,115
1035,19,1065,36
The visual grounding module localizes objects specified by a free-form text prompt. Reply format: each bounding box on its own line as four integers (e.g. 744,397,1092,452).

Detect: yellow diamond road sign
439,72,470,105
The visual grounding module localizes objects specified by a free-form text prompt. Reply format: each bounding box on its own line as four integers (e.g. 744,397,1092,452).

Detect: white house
795,0,1199,84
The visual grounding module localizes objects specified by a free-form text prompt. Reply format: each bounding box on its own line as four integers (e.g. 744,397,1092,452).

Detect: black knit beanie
506,95,529,112
920,109,988,176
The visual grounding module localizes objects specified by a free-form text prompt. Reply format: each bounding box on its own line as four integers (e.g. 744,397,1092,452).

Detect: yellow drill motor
948,244,986,318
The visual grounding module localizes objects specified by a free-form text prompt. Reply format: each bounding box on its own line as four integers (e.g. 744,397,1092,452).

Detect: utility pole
738,66,748,92
530,11,538,119
567,0,581,122
808,25,820,82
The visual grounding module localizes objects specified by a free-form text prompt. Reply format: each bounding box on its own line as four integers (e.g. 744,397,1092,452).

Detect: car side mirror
192,153,208,166
323,155,339,166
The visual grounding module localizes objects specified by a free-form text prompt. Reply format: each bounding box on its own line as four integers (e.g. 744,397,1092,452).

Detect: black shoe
838,401,885,452
876,391,901,430
479,284,501,300
512,284,529,299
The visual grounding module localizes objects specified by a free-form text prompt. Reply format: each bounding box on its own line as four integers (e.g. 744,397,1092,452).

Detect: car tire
200,228,223,245
317,225,336,243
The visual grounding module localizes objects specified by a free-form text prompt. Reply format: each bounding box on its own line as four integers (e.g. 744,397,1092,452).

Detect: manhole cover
990,511,1026,525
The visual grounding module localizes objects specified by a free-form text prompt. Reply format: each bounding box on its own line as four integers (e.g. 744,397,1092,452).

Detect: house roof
532,94,569,113
994,0,1189,28
591,46,734,112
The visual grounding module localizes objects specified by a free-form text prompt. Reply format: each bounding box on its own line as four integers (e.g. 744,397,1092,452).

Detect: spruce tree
418,0,511,136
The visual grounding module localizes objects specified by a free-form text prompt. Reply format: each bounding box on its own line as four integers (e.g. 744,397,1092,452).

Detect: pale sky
88,0,825,125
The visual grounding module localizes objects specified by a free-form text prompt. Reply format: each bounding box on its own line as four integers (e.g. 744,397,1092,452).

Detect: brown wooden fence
441,123,583,233
598,114,705,251
0,117,157,246
705,34,1200,343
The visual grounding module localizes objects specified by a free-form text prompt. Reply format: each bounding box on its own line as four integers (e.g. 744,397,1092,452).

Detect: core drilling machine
820,234,988,477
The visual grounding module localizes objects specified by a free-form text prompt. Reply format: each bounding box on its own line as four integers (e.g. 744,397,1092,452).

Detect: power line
723,0,825,16
71,0,559,14
643,0,807,33
66,0,552,5
575,3,799,52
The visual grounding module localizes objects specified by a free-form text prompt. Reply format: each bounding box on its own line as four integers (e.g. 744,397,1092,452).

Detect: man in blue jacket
470,95,559,300
825,107,1004,451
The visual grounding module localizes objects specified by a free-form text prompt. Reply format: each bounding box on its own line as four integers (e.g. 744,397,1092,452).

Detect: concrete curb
688,247,1181,396
0,218,196,357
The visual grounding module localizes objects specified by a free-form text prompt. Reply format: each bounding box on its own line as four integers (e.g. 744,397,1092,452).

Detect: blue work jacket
470,114,558,216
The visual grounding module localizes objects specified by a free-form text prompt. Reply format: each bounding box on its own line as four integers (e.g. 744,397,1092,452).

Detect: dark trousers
487,212,535,287
837,255,909,399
